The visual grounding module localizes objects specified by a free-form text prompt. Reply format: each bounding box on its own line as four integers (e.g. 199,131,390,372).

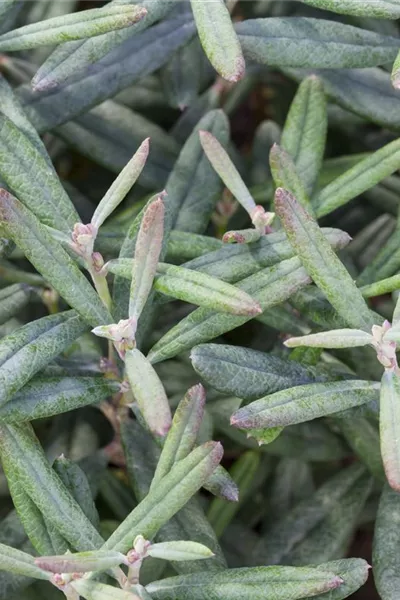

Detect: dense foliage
0,0,400,598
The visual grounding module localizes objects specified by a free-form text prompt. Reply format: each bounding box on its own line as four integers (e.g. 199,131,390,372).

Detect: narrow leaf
0,284,31,326
301,0,400,19
280,75,327,195
72,580,140,600
284,329,373,349
0,190,112,327
0,543,50,580
125,348,172,438
270,144,312,213
373,483,400,600
275,187,373,331
35,551,125,574
148,541,214,562
0,5,147,52
0,311,88,408
130,196,164,321
91,138,150,230
190,0,245,82
380,370,400,492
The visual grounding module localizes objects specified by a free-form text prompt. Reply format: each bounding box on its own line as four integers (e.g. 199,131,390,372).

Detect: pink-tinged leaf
190,0,245,82
125,348,172,438
284,329,373,349
35,550,125,574
199,131,256,216
72,579,140,600
380,370,400,492
223,228,261,244
91,139,150,230
130,195,165,320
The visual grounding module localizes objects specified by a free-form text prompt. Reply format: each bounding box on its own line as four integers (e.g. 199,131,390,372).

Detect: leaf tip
226,56,246,83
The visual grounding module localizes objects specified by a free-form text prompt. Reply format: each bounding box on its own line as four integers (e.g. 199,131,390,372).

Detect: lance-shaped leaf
280,76,327,196
236,18,398,68
72,580,140,600
147,256,311,364
0,423,104,552
20,11,196,133
270,144,312,213
231,380,380,431
148,541,214,562
314,138,400,218
301,0,400,19
125,348,172,438
121,418,227,572
380,370,400,492
182,227,350,284
31,0,173,92
190,0,245,82
392,49,400,90
0,284,31,326
0,5,147,52
275,188,373,331
35,550,125,574
91,138,150,230
254,463,368,565
0,190,112,327
199,130,255,216
284,329,373,349
53,455,100,530
0,311,88,408
361,274,400,299
373,483,400,600
146,565,343,600
151,384,206,489
0,375,119,422
334,415,384,481
307,559,370,600
103,441,223,553
207,451,260,538
0,113,78,232
191,344,326,401
130,197,164,321
167,231,222,262
0,543,50,580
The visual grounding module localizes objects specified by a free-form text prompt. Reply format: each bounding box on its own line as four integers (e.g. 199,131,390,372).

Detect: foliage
0,1,399,599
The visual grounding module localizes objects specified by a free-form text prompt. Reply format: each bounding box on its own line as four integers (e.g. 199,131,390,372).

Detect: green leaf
0,543,49,581
392,49,400,89
191,344,326,400
0,5,147,52
300,0,400,18
103,441,223,553
269,144,313,213
151,384,206,489
130,197,164,321
32,0,174,92
156,264,262,316
305,559,370,600
0,311,88,408
314,138,400,218
0,284,31,326
254,463,368,564
72,580,140,600
147,256,311,364
166,231,222,262
236,18,398,68
148,541,214,562
0,113,78,232
199,130,255,216
207,451,259,538
20,10,196,133
380,370,400,492
275,188,373,331
91,138,149,230
285,329,373,348
373,483,400,600
334,415,384,481
53,455,100,529
0,375,119,422
146,565,343,600
280,75,327,196
0,423,104,551
0,190,112,327
169,110,230,234
125,348,172,438
231,381,380,430
35,550,125,574
190,0,245,82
